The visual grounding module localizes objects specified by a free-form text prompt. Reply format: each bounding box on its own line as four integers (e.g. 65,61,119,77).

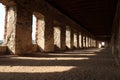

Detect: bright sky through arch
32,15,36,41
0,3,6,40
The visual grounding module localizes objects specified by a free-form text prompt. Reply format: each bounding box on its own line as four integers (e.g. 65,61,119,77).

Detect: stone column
4,6,16,54
44,15,54,52
77,31,80,49
81,32,84,49
70,27,74,49
83,34,86,48
36,13,54,52
86,36,88,48
61,25,66,50
15,6,33,54
5,5,38,55
5,5,33,55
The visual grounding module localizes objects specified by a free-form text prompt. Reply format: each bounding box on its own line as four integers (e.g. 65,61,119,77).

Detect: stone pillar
61,25,66,50
88,37,90,48
77,31,80,49
4,5,33,55
86,36,89,48
70,28,74,49
81,32,84,49
85,35,87,48
83,34,86,48
15,6,33,54
4,6,16,54
44,15,54,52
36,14,54,52
4,6,32,54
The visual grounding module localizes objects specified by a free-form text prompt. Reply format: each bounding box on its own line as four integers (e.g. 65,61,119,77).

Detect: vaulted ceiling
45,0,118,41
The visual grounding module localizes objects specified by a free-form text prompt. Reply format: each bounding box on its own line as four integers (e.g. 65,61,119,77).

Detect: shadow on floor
0,48,120,80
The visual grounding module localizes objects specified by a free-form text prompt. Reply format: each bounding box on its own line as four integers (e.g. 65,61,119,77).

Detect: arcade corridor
0,0,120,80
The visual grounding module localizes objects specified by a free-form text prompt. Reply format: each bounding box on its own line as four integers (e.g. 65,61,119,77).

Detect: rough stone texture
0,0,96,54
70,28,74,49
66,26,71,49
0,46,7,54
88,37,91,47
36,15,45,51
111,0,120,65
73,33,77,48
32,44,38,52
54,26,61,50
77,32,79,48
44,15,54,52
4,6,16,54
60,25,66,50
83,35,86,48
81,33,84,49
15,6,33,54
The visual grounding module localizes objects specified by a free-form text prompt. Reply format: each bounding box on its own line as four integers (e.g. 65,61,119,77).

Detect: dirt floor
0,48,120,80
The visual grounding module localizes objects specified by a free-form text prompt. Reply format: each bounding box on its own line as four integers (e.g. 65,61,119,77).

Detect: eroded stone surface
4,6,16,54
54,26,61,50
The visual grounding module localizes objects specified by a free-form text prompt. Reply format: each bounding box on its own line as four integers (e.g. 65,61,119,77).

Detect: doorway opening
0,3,6,45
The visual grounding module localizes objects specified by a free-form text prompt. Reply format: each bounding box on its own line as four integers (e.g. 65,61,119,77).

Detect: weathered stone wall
15,6,33,55
70,27,74,49
44,15,54,52
36,14,45,52
60,25,66,50
0,46,7,54
54,26,61,50
4,6,16,54
111,0,120,65
66,26,71,49
0,0,96,54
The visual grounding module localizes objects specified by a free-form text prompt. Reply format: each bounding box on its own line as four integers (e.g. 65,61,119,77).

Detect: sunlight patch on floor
0,66,76,73
9,57,89,60
47,53,96,56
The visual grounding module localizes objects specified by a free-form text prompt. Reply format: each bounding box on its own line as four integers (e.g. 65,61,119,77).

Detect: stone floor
0,48,120,80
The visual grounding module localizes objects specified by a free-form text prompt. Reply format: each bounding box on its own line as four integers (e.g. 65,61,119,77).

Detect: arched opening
66,26,71,49
54,26,61,50
32,15,37,44
101,41,105,48
79,33,82,48
0,3,6,45
33,12,45,51
73,33,77,48
86,36,89,48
